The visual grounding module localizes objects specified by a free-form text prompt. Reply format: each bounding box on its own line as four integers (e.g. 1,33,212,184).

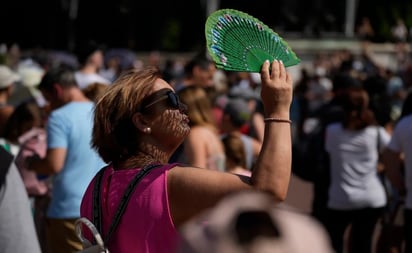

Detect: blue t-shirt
46,102,106,218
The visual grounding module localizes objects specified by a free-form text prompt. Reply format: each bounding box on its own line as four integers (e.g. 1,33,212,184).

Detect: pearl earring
144,127,151,134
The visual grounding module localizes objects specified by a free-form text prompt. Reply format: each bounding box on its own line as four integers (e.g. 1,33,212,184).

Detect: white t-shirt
74,71,111,89
325,123,390,210
387,114,412,209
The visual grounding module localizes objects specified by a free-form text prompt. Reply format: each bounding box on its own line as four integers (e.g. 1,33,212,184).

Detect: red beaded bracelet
263,118,292,124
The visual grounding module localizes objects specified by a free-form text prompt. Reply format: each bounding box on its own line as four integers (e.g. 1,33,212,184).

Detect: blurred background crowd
2,1,412,253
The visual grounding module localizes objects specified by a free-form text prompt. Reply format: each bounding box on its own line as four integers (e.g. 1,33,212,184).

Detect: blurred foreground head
176,190,333,253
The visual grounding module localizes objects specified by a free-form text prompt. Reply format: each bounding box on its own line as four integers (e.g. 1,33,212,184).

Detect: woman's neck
115,149,169,169
66,88,90,102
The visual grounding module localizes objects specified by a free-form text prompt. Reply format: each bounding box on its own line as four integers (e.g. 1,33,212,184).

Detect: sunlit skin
133,79,191,160
92,60,293,228
178,85,225,170
168,61,292,226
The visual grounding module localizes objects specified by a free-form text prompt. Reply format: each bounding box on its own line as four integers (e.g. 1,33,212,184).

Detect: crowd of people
0,36,412,253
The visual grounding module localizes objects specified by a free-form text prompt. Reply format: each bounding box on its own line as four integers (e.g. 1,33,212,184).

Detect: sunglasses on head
140,90,181,112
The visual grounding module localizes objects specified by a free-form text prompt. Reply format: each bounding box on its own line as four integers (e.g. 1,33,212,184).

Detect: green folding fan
205,9,300,72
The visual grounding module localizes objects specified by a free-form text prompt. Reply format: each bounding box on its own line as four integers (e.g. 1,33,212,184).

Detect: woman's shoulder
189,125,219,139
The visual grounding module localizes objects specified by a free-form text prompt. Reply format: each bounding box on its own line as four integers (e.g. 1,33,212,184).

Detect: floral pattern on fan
206,9,300,72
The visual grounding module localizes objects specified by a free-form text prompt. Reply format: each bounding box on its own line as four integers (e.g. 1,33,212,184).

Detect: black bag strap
92,166,106,236
92,163,162,244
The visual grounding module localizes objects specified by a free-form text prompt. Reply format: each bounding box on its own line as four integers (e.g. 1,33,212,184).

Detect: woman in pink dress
80,60,294,253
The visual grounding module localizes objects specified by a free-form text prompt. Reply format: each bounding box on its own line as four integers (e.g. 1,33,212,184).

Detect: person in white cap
0,65,20,137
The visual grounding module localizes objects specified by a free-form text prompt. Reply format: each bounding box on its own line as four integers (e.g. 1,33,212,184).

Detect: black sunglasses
140,90,181,112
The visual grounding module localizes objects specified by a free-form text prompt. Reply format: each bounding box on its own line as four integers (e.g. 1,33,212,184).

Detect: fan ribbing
205,9,300,72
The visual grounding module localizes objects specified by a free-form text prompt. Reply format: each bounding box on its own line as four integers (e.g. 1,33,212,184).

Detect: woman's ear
132,113,151,133
53,83,64,98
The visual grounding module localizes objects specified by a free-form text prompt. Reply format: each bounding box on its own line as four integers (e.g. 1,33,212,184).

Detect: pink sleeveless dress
80,163,181,253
